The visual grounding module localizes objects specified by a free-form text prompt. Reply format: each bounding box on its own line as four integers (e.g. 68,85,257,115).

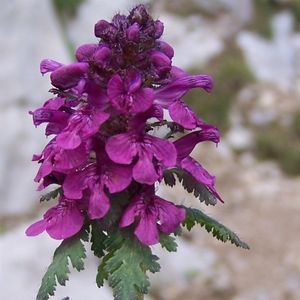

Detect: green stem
51,1,76,60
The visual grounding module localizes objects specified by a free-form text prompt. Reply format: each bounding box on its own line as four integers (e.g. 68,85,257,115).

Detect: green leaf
91,222,107,258
40,187,62,202
97,230,160,300
159,233,178,252
36,228,89,300
182,206,249,249
164,169,217,206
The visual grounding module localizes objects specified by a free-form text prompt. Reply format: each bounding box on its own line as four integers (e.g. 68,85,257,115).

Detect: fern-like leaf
164,169,217,206
182,206,249,249
97,230,160,300
36,228,89,300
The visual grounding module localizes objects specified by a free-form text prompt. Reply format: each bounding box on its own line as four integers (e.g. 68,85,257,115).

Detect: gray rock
0,0,69,108
238,11,300,92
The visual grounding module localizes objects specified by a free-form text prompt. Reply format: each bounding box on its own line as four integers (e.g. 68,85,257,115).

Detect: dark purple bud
94,20,111,38
75,44,98,62
50,63,88,90
93,45,111,66
126,22,140,41
112,14,127,29
157,41,174,59
154,20,164,39
40,59,63,75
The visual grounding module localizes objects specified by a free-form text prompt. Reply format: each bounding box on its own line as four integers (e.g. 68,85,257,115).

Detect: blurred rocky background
1,0,300,299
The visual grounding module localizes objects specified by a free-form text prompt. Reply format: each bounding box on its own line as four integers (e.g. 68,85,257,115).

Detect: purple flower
63,148,132,219
34,139,88,183
120,186,186,245
106,131,176,184
29,4,222,246
25,198,85,240
56,109,109,150
107,70,153,114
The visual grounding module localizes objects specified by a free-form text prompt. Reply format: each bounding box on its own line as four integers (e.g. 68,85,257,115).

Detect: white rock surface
0,0,69,108
161,13,224,69
0,106,44,216
238,11,300,92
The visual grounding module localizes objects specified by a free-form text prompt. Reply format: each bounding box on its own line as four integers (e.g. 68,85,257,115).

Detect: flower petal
56,131,81,150
169,100,198,129
106,133,138,164
40,59,63,75
174,126,220,161
134,212,159,245
25,219,47,236
63,169,88,199
104,163,132,193
146,135,177,167
154,74,213,103
155,197,186,234
75,43,98,62
131,87,154,114
125,70,142,94
46,201,84,240
133,150,158,184
107,74,124,111
119,199,139,228
51,63,88,90
181,156,223,202
88,184,110,219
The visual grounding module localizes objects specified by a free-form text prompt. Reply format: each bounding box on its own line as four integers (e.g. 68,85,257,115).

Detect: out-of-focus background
1,0,300,299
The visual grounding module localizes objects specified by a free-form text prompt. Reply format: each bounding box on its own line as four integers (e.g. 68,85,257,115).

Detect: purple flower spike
108,70,154,114
26,198,84,240
120,186,185,245
29,4,223,248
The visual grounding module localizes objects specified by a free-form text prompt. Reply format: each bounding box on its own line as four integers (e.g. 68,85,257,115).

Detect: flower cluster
26,5,221,246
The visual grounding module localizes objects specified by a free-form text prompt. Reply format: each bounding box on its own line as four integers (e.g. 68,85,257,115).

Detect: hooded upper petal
154,74,213,105
174,126,220,161
51,63,89,90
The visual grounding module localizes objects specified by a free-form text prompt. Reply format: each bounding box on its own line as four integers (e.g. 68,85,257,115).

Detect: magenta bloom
106,131,176,184
28,4,222,246
120,186,186,245
108,70,153,114
26,198,84,240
